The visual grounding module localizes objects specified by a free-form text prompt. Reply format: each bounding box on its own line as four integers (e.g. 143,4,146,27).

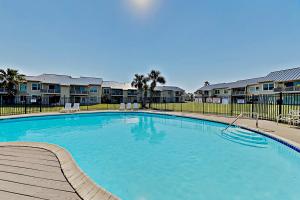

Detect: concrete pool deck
0,110,300,200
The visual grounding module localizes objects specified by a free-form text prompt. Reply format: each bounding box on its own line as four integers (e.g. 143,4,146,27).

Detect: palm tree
131,74,145,102
0,68,25,97
131,74,150,108
142,77,149,107
148,70,166,104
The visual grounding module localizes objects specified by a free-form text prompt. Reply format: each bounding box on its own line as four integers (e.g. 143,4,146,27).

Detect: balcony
274,87,283,92
41,89,61,94
111,89,123,96
70,90,89,95
274,86,300,92
0,88,7,94
232,91,246,96
127,90,138,96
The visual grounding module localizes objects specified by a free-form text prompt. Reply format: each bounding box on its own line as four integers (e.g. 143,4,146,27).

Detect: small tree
0,68,25,99
148,70,166,104
204,81,210,86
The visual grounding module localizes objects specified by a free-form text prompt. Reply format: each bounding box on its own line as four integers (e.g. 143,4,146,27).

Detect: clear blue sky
0,0,300,92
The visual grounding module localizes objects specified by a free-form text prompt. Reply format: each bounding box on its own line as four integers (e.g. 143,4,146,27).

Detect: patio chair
291,110,300,126
120,103,125,110
126,103,132,110
72,103,80,112
276,110,295,125
61,103,72,113
133,103,139,110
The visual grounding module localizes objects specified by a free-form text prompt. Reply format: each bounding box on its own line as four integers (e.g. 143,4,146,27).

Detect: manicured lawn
150,102,300,121
0,102,299,122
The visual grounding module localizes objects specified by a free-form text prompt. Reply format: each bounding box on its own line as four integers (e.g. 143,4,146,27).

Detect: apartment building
152,86,185,103
195,67,300,104
101,81,185,103
17,74,103,104
1,73,185,104
101,81,138,103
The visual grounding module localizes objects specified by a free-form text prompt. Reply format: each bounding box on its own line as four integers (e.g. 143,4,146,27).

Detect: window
285,82,294,87
90,87,98,93
249,87,259,93
89,96,97,103
19,83,27,92
214,90,220,94
204,91,209,95
263,83,274,91
224,90,228,94
103,88,110,94
31,83,41,91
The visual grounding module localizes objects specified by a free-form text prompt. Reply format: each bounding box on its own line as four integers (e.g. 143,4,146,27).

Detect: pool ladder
222,113,243,132
222,112,259,132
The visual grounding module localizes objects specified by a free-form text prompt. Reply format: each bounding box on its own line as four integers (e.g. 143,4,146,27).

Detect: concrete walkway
0,146,82,200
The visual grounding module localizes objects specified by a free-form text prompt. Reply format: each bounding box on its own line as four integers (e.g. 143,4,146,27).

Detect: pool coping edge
0,142,120,200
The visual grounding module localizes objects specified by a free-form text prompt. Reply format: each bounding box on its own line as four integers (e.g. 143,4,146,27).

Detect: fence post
0,95,2,116
87,98,89,110
278,92,283,116
40,96,42,112
230,95,233,116
24,96,27,114
202,98,204,114
251,95,254,118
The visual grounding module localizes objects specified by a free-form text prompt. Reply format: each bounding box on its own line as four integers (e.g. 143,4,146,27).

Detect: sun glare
125,0,159,17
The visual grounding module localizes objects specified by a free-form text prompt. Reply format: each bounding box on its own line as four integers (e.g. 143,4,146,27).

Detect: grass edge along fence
150,93,300,122
0,93,299,123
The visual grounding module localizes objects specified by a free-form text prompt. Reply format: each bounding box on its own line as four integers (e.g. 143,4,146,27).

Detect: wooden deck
0,146,82,200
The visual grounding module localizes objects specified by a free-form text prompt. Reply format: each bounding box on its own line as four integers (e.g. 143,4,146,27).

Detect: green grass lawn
0,102,299,122
150,102,300,121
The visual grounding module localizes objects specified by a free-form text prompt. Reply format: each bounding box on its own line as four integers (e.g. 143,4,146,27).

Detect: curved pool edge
148,111,300,153
1,110,300,200
1,110,300,152
0,141,120,200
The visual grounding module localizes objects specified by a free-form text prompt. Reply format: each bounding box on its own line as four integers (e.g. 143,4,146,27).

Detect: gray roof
198,77,264,91
198,83,231,91
25,74,103,86
227,77,265,88
154,86,185,92
261,67,300,82
102,81,136,90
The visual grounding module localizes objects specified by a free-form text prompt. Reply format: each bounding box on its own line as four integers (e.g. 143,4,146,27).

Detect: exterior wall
87,85,102,103
26,81,42,96
60,86,70,98
259,82,277,95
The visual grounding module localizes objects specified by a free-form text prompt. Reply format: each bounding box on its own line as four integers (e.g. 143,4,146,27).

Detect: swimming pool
0,112,300,200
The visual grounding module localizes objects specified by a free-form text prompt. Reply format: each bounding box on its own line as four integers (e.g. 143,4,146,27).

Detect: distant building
101,81,138,103
17,74,103,104
1,73,186,104
195,67,300,104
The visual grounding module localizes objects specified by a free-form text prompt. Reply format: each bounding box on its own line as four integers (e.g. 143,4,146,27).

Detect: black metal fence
1,93,300,123
0,96,122,116
151,93,300,122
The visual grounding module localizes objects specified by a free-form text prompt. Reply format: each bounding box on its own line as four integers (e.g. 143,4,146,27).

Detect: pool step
221,128,268,148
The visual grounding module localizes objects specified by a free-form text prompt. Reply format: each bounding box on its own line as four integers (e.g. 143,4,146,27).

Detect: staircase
220,127,268,148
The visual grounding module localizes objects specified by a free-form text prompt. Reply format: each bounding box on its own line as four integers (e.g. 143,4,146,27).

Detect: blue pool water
0,112,300,200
